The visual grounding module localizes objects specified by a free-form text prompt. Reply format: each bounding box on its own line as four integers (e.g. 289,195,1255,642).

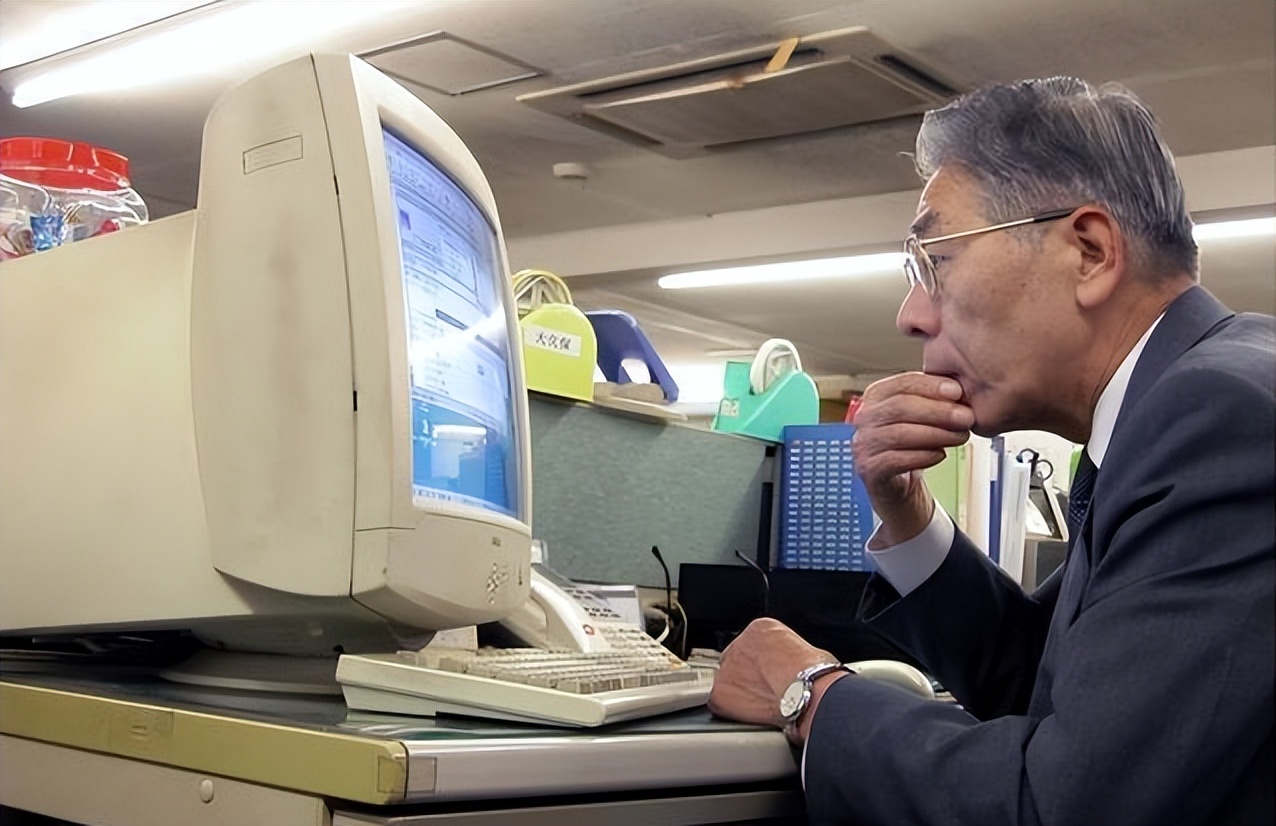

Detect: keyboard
336,645,715,727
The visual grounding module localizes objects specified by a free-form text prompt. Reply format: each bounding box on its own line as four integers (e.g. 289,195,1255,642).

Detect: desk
0,669,803,825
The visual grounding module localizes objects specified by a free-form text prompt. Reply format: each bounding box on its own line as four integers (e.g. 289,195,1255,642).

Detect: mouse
845,659,936,699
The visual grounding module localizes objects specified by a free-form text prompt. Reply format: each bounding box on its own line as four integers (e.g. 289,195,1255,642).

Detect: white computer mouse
846,659,936,699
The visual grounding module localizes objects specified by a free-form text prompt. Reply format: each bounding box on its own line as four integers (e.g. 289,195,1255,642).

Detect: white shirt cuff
866,501,954,597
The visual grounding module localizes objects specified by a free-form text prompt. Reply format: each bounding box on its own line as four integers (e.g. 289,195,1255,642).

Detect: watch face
779,679,808,720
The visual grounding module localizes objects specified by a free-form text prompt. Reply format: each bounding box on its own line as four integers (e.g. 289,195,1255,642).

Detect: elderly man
707,77,1274,826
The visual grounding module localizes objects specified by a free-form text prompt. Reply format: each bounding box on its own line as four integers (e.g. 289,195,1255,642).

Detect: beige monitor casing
0,55,532,654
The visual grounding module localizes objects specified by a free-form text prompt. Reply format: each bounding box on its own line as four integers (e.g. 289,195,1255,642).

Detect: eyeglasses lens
903,237,934,295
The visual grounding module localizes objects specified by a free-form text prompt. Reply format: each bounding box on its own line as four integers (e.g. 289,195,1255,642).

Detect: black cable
733,549,771,618
650,545,681,654
650,545,673,618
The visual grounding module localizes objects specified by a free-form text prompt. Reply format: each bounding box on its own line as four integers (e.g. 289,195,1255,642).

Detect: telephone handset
499,564,640,654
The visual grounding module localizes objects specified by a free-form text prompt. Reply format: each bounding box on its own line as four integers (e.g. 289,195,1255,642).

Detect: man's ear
1066,207,1125,308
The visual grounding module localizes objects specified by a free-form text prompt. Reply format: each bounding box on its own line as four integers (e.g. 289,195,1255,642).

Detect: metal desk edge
0,680,410,805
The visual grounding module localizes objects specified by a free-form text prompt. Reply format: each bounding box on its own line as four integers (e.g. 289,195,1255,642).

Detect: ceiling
2,0,1273,396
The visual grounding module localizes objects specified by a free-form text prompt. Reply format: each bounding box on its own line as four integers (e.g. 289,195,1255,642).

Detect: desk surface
0,666,797,807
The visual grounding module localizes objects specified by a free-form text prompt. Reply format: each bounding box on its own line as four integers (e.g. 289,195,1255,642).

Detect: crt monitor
0,54,533,655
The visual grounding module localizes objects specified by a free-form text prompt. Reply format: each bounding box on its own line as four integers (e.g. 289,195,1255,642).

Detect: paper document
998,457,1032,585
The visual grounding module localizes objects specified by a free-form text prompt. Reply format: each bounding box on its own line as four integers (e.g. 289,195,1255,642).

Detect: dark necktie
1067,449,1097,540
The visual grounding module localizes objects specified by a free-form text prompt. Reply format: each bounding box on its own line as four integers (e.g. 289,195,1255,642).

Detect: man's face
897,166,1081,435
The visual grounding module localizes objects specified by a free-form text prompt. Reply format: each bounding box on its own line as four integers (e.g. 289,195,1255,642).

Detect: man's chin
966,400,1006,439
970,406,1025,438
971,423,1000,439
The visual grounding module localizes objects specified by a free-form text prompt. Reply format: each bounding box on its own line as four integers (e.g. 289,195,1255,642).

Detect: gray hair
915,77,1198,277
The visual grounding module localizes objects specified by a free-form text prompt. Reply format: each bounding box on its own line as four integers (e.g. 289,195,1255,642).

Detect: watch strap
796,661,848,684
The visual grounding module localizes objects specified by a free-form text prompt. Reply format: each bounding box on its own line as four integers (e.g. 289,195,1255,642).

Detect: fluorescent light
659,252,907,290
656,217,1273,290
1193,217,1275,241
9,1,417,108
0,1,215,72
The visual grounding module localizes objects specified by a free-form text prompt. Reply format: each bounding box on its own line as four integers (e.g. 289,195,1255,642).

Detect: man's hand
852,372,973,545
707,618,835,729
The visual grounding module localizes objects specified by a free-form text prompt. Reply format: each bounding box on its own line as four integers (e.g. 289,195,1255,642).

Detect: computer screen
384,129,519,519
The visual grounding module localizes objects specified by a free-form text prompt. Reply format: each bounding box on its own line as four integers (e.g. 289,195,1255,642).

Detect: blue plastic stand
586,310,679,402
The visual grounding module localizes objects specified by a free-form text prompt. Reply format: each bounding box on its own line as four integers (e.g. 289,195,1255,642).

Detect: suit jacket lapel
1054,287,1232,624
1118,286,1234,425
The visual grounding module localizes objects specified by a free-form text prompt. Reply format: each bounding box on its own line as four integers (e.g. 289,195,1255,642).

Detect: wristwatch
780,662,850,737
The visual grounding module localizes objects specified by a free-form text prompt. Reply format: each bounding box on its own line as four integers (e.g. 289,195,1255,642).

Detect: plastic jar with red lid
0,137,149,260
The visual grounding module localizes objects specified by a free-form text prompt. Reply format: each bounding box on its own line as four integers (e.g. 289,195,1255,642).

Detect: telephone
498,564,656,655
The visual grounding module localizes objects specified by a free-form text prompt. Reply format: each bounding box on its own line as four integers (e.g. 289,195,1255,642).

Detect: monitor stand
160,649,342,696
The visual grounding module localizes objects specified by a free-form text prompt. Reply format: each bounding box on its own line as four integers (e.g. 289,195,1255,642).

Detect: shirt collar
1087,313,1166,468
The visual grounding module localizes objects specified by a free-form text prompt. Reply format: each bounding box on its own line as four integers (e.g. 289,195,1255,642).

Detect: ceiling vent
361,32,543,96
518,27,961,159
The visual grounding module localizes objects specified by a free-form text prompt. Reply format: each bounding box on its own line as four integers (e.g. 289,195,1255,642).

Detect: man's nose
896,283,939,339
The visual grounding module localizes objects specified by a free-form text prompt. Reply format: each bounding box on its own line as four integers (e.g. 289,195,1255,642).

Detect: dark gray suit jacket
805,287,1274,825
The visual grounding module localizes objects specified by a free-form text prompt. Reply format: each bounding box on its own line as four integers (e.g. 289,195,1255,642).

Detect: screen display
383,129,519,519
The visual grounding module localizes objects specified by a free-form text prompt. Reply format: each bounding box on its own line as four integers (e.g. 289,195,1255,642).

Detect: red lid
0,136,132,191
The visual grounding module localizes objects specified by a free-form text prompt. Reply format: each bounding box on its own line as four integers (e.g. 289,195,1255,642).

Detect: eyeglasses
903,207,1079,296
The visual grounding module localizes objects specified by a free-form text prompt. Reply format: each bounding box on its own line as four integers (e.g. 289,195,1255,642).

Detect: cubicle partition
528,394,774,588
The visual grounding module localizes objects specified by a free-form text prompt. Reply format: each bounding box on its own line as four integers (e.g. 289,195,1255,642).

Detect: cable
650,545,673,621
733,549,771,618
651,545,690,657
674,599,689,659
653,612,671,644
511,268,573,317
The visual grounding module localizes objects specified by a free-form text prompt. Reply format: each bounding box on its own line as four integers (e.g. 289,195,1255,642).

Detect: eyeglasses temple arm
915,206,1079,248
